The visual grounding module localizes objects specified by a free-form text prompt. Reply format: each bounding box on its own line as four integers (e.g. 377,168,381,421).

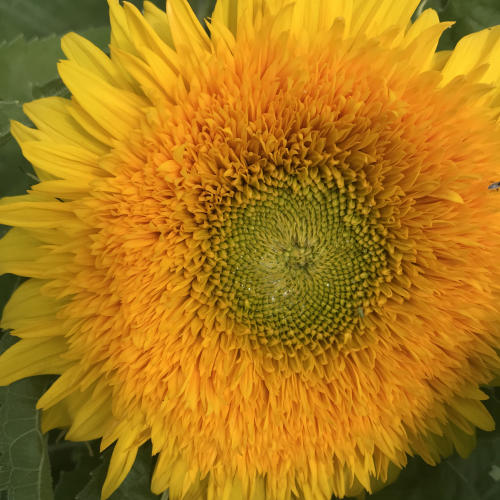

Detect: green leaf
0,337,54,500
440,0,500,40
0,26,111,103
0,136,35,199
73,456,107,500
0,35,63,102
53,443,102,500
0,274,21,318
0,1,168,42
0,0,109,41
189,0,217,22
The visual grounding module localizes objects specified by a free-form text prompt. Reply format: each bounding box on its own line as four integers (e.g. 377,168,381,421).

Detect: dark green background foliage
1,0,500,499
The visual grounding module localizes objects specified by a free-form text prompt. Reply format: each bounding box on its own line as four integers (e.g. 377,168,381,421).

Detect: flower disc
212,172,388,352
2,1,500,499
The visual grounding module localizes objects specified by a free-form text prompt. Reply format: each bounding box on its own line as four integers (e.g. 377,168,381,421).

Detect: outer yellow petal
67,100,114,146
102,439,140,499
451,398,495,431
0,227,74,282
212,0,240,34
31,179,90,199
351,0,420,38
213,0,293,37
1,279,61,329
41,400,73,432
0,228,51,278
403,13,453,70
0,199,82,229
143,1,175,47
37,366,84,409
66,383,115,441
123,2,180,74
441,25,500,85
111,47,173,104
61,32,133,91
152,451,184,494
22,97,108,155
289,0,352,39
108,0,137,55
14,131,104,182
446,422,477,459
167,0,211,56
58,60,147,139
9,121,55,182
14,321,65,341
406,8,440,42
432,50,452,71
0,337,71,385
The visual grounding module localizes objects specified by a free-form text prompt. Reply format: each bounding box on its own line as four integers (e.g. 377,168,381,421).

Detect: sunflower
1,0,500,498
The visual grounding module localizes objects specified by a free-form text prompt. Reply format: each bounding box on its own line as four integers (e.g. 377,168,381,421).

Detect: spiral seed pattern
211,175,389,349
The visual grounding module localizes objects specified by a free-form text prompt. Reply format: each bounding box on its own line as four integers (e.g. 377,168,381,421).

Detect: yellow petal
67,100,114,146
123,2,180,75
0,199,81,229
22,97,108,155
406,8,440,42
1,279,61,329
37,366,83,409
0,228,46,277
10,119,46,142
66,384,114,441
13,318,65,339
41,400,73,432
432,49,453,71
58,60,147,140
447,422,477,459
0,337,71,385
212,0,240,34
167,0,211,56
31,179,90,198
290,0,352,39
61,32,133,91
167,457,190,498
441,25,500,85
108,0,136,55
20,140,103,181
403,10,453,70
111,47,173,104
102,439,140,500
429,189,465,204
143,0,175,47
452,398,495,431
351,0,420,39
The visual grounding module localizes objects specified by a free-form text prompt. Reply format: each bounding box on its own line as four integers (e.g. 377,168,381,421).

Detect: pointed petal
58,60,146,140
102,439,140,499
0,337,71,385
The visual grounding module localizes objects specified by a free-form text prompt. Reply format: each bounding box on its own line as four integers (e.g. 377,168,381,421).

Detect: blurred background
1,1,500,499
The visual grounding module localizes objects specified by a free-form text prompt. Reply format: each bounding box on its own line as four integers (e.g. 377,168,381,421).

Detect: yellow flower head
2,0,500,498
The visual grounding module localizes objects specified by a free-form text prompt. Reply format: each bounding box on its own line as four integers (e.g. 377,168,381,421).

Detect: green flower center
212,176,389,348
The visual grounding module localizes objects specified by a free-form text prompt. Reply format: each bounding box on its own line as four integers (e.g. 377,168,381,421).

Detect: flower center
211,176,389,349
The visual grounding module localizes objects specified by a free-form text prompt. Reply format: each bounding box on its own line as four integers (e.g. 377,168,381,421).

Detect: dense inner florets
135,38,429,360
210,174,389,348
